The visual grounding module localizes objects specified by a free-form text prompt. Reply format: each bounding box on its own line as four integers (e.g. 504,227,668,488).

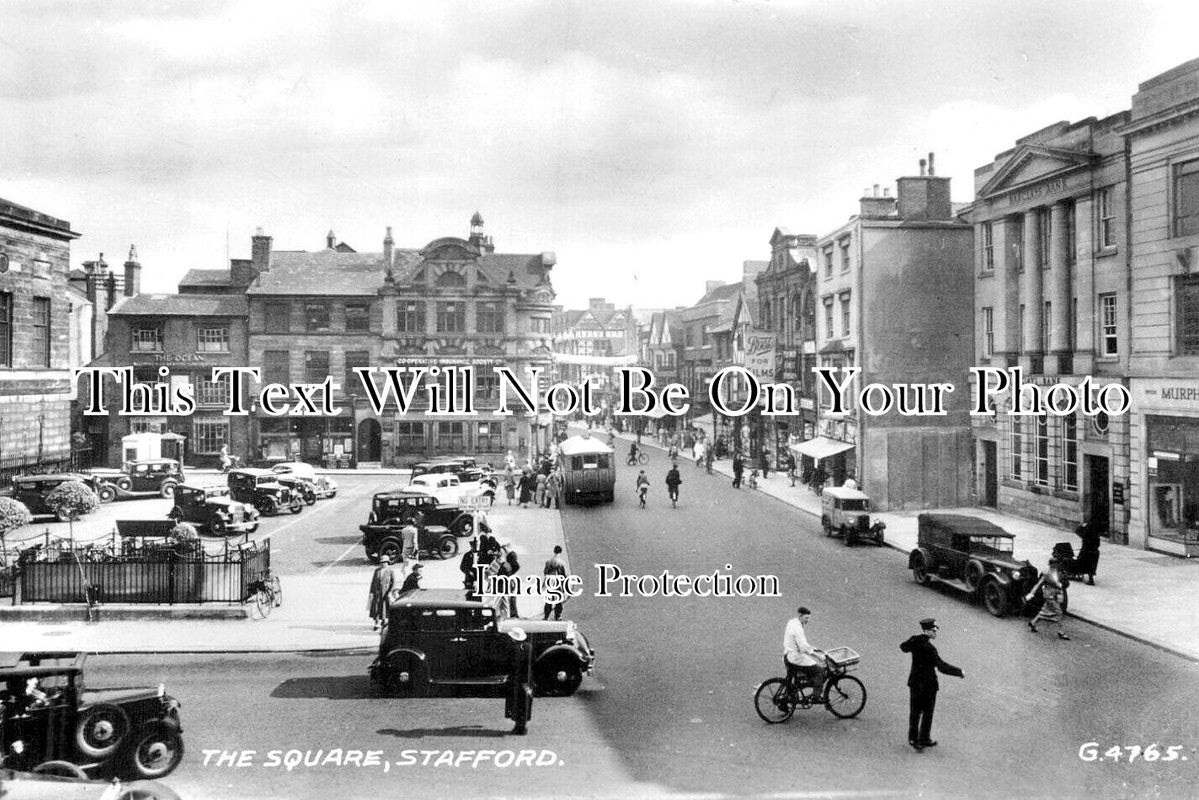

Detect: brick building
0,197,81,478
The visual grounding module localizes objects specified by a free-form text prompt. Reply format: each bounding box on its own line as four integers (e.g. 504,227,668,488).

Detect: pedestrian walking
368,554,395,630
665,462,682,508
396,562,424,598
504,450,516,471
785,452,797,487
534,472,547,507
400,520,418,569
498,545,521,617
694,439,706,468
1075,520,1102,585
479,529,502,565
732,454,744,488
460,538,479,594
504,469,516,506
635,469,650,508
518,469,535,507
549,468,564,508
1027,559,1071,639
759,447,771,479
542,545,568,621
900,618,965,752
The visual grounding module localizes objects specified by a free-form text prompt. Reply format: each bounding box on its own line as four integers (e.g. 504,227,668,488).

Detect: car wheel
125,723,184,779
821,515,832,537
383,654,425,697
160,481,178,499
209,516,228,536
116,477,132,492
97,484,116,503
74,702,131,759
963,559,986,594
168,507,183,522
256,497,279,516
246,521,260,534
911,553,931,586
289,501,303,514
303,490,317,506
456,518,475,537
32,760,88,779
55,510,72,523
535,658,583,696
379,539,402,562
841,526,854,547
437,534,459,560
981,578,1008,617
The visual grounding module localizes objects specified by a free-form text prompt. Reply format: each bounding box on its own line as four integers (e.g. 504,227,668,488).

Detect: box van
557,435,615,504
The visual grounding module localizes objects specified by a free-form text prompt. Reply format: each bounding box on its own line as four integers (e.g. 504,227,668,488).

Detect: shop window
265,302,290,334
197,326,229,353
132,324,163,353
396,422,425,453
1146,415,1199,542
1173,158,1199,237
0,291,10,366
1061,414,1078,492
437,421,466,451
1034,417,1049,487
1100,294,1118,356
397,300,424,333
193,419,229,454
1010,418,1023,480
1176,276,1199,356
345,302,370,333
476,422,503,453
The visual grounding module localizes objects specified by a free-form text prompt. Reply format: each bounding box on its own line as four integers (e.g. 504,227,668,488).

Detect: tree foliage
44,480,100,521
0,497,32,538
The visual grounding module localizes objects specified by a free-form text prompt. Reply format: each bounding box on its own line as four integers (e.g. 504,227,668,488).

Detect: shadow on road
378,725,509,739
311,557,372,568
272,674,377,699
314,535,364,545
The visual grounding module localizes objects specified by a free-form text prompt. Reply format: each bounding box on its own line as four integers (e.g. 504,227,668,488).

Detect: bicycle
753,647,866,724
626,451,649,466
637,484,649,509
244,574,282,619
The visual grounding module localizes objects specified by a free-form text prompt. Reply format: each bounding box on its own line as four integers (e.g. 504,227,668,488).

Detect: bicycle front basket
825,646,861,667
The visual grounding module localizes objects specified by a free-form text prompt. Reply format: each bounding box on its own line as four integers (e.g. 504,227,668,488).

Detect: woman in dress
1028,558,1070,640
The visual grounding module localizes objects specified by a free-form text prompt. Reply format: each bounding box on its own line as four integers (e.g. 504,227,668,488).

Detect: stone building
803,161,975,509
1123,57,1199,555
964,115,1131,540
0,197,81,478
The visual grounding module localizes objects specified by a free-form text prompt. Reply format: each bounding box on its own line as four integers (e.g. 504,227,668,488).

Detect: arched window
435,269,465,288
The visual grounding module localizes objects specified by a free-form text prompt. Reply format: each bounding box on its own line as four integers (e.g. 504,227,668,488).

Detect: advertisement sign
744,333,776,381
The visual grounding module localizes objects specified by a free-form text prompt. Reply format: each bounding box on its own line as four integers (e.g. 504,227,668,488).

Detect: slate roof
246,248,549,296
696,282,742,305
109,294,248,317
178,269,233,288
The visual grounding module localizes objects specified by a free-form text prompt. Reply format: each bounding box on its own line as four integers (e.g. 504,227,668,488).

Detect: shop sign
136,353,207,364
1112,482,1125,506
744,333,776,381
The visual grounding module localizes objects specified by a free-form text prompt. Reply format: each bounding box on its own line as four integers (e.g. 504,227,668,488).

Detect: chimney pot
928,152,936,176
873,184,880,197
883,187,891,197
919,159,927,176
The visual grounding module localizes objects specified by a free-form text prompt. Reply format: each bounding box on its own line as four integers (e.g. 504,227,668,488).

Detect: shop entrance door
981,441,997,507
1085,455,1110,532
358,419,381,463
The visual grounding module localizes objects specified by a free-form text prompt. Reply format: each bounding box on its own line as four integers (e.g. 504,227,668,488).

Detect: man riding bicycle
628,442,640,465
635,470,650,508
783,606,827,700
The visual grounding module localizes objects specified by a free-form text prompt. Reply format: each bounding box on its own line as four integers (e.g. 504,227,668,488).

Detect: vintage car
269,462,338,499
410,459,495,488
368,589,595,697
84,460,184,503
226,468,302,516
167,484,260,535
820,486,886,546
0,651,184,781
360,503,460,562
408,473,495,505
10,475,104,521
366,489,479,537
908,513,1040,617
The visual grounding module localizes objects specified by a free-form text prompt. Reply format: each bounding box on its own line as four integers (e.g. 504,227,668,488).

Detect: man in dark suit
899,617,964,751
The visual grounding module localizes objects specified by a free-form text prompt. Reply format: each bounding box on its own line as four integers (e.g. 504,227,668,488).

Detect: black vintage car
908,513,1040,617
411,458,495,488
167,484,260,536
0,651,184,780
84,459,185,503
270,474,317,506
226,468,302,516
360,495,460,561
367,489,478,537
10,475,104,521
368,589,595,697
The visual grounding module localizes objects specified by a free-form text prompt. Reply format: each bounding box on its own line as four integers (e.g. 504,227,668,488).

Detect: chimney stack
251,227,272,276
919,158,927,176
897,155,952,220
123,244,141,297
383,226,394,270
927,152,936,176
326,229,337,250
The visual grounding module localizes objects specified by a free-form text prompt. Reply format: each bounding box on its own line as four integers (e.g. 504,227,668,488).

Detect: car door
415,609,468,683
455,608,510,682
130,462,153,492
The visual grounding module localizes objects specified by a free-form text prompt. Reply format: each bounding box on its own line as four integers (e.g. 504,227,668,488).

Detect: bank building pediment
980,145,1095,198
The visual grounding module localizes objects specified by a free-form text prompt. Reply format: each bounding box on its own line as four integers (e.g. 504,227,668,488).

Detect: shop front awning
790,436,854,461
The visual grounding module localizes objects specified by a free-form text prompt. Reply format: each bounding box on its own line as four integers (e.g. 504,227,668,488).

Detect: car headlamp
565,621,577,643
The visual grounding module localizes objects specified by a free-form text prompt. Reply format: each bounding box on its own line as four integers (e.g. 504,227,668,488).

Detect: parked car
368,589,595,696
84,460,184,503
0,651,184,781
167,484,260,536
10,476,104,521
269,475,318,506
359,517,459,562
908,513,1040,617
365,489,479,537
410,458,493,485
269,462,338,499
820,486,886,546
407,473,495,505
226,469,302,516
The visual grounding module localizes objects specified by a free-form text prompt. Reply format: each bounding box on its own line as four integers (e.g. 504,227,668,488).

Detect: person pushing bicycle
783,606,827,700
627,441,640,466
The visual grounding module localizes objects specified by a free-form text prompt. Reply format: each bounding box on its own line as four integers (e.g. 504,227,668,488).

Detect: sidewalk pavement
613,429,1199,663
0,501,570,653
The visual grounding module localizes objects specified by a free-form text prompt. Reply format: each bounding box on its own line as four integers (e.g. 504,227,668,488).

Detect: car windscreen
971,535,1014,553
840,499,868,511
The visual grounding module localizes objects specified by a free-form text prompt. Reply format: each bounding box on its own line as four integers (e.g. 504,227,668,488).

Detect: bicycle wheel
754,678,795,724
638,452,649,465
269,575,282,607
824,674,866,719
254,588,274,618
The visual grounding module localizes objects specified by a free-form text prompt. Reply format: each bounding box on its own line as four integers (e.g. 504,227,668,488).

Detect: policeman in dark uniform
899,618,964,751
505,630,534,735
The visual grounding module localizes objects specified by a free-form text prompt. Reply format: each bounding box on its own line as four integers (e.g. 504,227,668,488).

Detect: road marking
320,540,365,577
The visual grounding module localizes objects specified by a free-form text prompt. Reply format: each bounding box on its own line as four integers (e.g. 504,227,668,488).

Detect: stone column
1048,201,1072,360
992,218,1015,357
1021,209,1043,356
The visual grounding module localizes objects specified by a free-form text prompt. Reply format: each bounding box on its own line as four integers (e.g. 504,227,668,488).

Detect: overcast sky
3,0,1197,310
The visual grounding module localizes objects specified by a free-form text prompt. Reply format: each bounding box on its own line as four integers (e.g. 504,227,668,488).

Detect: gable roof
978,144,1096,198
697,282,742,305
178,269,233,289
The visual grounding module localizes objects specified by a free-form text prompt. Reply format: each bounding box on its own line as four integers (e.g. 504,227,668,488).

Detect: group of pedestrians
501,455,565,510
367,555,424,630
